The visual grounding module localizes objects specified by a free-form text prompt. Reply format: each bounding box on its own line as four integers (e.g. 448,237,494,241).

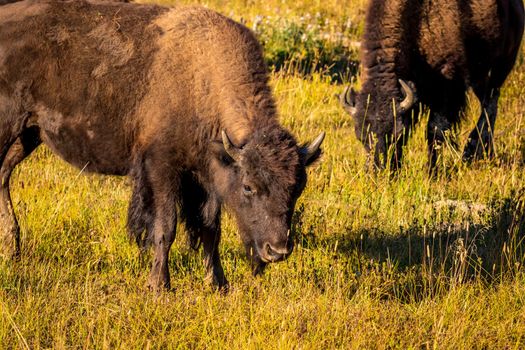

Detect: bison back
0,0,166,174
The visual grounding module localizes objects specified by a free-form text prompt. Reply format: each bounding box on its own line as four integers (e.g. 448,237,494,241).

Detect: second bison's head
340,79,417,170
211,128,324,274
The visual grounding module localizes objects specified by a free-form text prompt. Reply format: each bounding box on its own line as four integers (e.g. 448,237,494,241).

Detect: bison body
341,0,524,171
0,0,324,290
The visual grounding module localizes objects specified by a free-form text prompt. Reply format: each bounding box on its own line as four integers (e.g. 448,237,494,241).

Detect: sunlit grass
1,0,525,348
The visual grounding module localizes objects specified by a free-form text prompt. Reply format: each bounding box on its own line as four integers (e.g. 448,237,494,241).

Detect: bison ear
300,132,326,166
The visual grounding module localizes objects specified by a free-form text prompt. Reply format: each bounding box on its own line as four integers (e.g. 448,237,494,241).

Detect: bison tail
0,0,22,5
127,164,154,249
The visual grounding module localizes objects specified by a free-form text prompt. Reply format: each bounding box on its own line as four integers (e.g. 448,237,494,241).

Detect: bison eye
243,184,255,196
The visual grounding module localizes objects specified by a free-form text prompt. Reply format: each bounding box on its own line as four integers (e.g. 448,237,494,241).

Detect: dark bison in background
0,0,325,291
340,0,524,172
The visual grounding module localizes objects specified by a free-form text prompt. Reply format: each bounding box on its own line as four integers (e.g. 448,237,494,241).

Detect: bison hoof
205,272,229,293
252,261,267,276
463,136,494,163
145,276,170,293
215,281,230,294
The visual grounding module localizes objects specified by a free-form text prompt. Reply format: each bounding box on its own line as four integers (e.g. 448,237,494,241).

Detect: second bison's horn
339,86,357,116
399,79,416,111
301,131,326,165
221,130,241,162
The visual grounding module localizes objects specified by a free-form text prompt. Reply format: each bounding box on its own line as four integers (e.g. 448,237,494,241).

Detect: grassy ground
2,0,525,349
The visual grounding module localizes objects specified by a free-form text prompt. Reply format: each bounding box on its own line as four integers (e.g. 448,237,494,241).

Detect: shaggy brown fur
0,0,324,291
341,0,524,172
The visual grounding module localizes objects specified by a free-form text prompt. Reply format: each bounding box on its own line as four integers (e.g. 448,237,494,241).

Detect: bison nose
263,241,293,262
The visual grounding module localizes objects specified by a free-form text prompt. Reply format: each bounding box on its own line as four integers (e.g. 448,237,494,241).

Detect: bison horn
221,130,241,162
301,131,326,165
339,86,357,116
399,79,416,112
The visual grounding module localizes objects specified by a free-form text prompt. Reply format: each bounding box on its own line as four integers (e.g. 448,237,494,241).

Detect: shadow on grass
292,191,525,299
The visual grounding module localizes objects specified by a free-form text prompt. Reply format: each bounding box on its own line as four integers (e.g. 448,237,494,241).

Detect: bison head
211,128,324,274
340,79,417,170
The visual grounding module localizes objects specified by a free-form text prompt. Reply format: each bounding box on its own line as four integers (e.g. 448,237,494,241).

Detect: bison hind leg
463,50,519,163
0,127,41,259
463,87,500,162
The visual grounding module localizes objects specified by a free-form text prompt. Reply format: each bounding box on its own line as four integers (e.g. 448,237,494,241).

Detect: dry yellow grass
1,1,525,349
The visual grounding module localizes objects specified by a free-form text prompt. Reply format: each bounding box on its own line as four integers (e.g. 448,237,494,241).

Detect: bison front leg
427,112,453,175
147,206,177,292
179,177,228,290
202,220,228,291
463,88,500,162
145,175,178,292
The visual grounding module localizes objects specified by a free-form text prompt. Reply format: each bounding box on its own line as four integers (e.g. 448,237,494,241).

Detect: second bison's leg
463,45,520,162
462,88,500,162
427,81,465,174
427,111,454,174
0,127,41,258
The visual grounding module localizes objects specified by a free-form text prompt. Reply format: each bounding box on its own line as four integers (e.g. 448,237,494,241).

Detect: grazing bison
340,0,524,172
0,0,325,291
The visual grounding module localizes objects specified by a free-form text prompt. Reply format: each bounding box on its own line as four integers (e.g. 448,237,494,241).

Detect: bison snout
260,241,293,263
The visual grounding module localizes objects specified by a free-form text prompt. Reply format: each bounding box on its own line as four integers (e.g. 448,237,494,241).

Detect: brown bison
0,0,325,291
340,0,524,172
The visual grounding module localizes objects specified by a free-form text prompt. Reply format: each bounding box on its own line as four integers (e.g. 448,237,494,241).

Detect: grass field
2,0,525,348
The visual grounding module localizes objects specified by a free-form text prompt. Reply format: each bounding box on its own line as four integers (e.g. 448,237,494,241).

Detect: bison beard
0,0,325,291
340,0,525,173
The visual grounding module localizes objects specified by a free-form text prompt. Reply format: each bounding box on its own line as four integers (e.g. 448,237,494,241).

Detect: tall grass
1,0,525,348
